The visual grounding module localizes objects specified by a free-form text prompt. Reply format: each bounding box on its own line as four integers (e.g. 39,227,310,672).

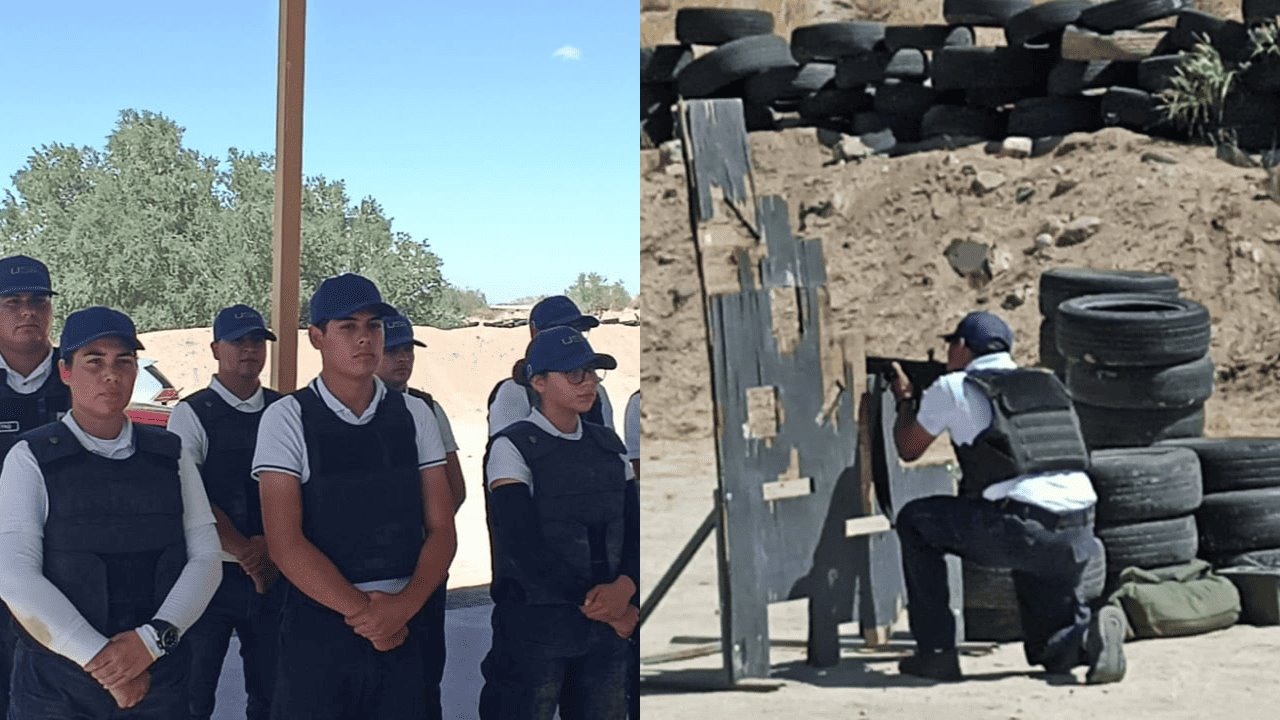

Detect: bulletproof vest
187,386,283,538
406,387,436,411
0,353,71,462
24,422,186,640
295,387,423,585
952,368,1090,499
491,420,628,603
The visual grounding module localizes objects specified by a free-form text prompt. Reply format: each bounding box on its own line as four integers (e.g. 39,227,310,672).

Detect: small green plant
1159,43,1237,141
1249,20,1280,60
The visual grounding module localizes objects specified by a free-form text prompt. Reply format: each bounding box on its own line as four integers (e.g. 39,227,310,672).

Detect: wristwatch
144,619,180,655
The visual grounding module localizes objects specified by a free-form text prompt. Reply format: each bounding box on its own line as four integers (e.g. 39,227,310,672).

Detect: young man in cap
480,326,639,720
0,306,222,718
165,304,283,720
375,309,465,720
0,254,70,714
254,273,456,720
487,295,614,437
889,311,1125,684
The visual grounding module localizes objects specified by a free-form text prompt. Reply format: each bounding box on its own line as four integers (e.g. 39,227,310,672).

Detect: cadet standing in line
253,273,456,720
0,254,71,715
165,304,284,720
480,326,639,719
0,306,222,718
623,389,640,720
487,296,614,437
375,309,466,720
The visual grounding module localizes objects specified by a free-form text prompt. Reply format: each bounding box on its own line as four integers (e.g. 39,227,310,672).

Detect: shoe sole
1086,606,1127,684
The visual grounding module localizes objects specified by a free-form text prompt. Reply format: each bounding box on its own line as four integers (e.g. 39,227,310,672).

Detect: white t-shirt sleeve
153,453,221,634
165,400,208,468
915,375,961,438
432,402,459,454
405,395,447,469
252,396,305,481
0,442,110,666
598,384,615,430
488,380,531,437
624,393,640,462
485,437,533,489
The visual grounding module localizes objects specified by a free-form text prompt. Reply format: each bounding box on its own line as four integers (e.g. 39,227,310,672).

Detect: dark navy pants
9,638,188,719
479,604,629,720
896,495,1098,671
186,563,284,720
420,581,446,720
0,603,15,717
270,590,428,720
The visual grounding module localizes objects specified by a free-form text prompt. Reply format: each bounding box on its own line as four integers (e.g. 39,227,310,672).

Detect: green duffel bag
1107,559,1241,639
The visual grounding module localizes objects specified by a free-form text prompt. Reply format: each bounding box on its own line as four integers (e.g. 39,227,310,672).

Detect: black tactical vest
0,352,70,462
951,368,1090,499
186,386,283,538
24,422,186,640
294,387,423,585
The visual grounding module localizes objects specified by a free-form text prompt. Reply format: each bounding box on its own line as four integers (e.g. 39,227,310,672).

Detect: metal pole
270,0,305,391
639,504,718,628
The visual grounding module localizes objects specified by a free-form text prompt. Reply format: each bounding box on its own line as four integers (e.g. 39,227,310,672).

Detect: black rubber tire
1221,93,1280,127
1039,319,1067,375
931,47,1048,90
675,8,775,46
1198,487,1280,557
966,86,1030,109
963,561,1018,609
1039,267,1180,317
1075,402,1205,449
1211,20,1254,64
884,112,925,143
852,112,891,135
884,48,929,81
1066,354,1215,410
1096,515,1199,572
1167,10,1231,51
1078,0,1191,33
642,45,694,84
1159,438,1280,493
1243,0,1280,23
1243,56,1280,94
921,105,1006,138
1055,293,1210,367
884,25,975,52
873,81,937,118
799,87,873,120
791,22,886,63
944,0,1035,26
1047,61,1139,96
1137,55,1187,93
964,607,1023,641
1214,547,1280,568
1101,87,1163,130
1089,446,1203,525
641,84,677,145
743,63,836,104
676,35,796,98
1007,96,1102,138
834,51,887,88
1005,0,1095,47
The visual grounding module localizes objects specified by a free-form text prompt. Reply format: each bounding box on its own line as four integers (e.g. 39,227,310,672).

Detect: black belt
996,498,1094,530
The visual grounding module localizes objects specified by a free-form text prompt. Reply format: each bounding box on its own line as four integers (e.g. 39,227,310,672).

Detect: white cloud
553,45,581,61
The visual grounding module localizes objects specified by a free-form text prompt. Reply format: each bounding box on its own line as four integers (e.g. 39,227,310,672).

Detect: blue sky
0,1,637,303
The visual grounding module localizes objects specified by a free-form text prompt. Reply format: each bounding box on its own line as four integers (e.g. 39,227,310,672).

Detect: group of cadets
0,254,640,720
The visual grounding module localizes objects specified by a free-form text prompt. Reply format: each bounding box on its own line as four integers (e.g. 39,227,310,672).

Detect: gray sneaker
1085,605,1127,684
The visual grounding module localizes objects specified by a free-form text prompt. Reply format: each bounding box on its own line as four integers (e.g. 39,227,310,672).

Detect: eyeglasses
561,368,605,385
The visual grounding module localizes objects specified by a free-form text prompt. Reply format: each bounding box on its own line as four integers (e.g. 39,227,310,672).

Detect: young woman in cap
480,326,639,720
166,304,283,720
254,273,456,720
0,306,222,718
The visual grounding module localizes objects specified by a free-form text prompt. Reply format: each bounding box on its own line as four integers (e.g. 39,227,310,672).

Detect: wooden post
270,0,305,392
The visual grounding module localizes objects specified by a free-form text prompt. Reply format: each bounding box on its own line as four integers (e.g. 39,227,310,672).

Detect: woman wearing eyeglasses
478,326,639,720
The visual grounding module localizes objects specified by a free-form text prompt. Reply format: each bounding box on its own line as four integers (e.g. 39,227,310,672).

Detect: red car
125,358,181,427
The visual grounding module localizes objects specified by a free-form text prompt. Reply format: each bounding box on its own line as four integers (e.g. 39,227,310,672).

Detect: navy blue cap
525,326,617,379
309,273,397,326
383,312,426,349
529,295,600,332
942,311,1013,354
60,306,144,356
0,255,55,297
214,304,278,342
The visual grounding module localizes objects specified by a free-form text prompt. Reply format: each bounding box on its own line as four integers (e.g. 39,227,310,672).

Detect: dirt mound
642,125,1280,440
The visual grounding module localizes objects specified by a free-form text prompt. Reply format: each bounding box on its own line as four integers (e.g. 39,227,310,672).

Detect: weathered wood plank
1061,25,1168,61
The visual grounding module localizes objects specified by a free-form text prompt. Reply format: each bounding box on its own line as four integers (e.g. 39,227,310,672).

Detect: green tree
0,109,465,331
564,272,632,313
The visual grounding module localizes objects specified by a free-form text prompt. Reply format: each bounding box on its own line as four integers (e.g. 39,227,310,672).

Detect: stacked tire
641,45,693,146
1088,446,1203,588
1159,439,1280,568
963,537,1107,641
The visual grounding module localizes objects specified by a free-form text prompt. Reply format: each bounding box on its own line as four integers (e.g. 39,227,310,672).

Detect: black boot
898,649,962,681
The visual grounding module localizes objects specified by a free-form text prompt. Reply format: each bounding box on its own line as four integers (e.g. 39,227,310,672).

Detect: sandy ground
139,323,639,590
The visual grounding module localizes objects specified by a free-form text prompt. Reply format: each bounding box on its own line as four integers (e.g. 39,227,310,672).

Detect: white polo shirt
252,375,446,594
0,347,55,395
488,378,614,436
916,352,1096,513
0,413,221,667
485,409,631,494
624,391,640,463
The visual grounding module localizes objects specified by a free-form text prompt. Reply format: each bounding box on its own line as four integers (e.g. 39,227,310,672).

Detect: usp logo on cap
214,304,278,342
0,255,55,297
383,312,426,349
524,326,617,378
